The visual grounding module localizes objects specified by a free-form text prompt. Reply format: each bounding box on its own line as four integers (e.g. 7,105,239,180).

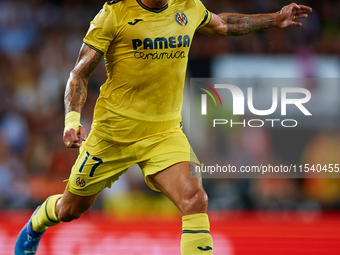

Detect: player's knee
181,189,208,215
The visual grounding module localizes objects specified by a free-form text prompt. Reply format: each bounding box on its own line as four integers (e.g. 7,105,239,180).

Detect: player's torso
106,0,200,65
90,0,208,141
97,0,204,116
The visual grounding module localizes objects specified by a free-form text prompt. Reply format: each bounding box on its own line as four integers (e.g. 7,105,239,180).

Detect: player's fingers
68,138,82,148
295,9,312,15
63,136,75,148
288,5,299,18
290,3,300,10
63,129,80,148
295,14,308,19
290,21,302,27
69,129,79,141
297,5,313,13
79,126,87,141
73,137,83,148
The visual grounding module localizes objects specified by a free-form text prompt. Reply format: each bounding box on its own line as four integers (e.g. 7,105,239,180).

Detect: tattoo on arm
225,14,275,36
64,44,102,114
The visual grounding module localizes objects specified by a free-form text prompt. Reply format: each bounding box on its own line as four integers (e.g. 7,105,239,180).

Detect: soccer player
15,1,311,254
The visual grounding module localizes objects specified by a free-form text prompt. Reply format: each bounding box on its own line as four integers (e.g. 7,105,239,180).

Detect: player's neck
140,0,169,9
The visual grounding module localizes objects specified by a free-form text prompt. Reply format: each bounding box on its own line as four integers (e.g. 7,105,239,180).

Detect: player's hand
276,3,312,28
63,126,87,148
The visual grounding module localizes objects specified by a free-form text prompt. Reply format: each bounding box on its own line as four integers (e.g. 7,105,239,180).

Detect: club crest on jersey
176,12,188,26
76,177,86,188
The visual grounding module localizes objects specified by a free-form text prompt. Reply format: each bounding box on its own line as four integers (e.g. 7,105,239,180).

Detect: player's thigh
66,132,133,197
148,161,208,215
140,129,200,192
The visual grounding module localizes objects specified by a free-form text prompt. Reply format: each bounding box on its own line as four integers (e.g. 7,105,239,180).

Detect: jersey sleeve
195,0,212,30
83,3,116,55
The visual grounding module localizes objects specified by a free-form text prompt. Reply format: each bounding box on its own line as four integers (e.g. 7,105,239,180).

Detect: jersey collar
136,0,168,13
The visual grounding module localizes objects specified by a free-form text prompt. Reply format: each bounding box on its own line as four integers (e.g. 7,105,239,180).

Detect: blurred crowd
0,0,339,211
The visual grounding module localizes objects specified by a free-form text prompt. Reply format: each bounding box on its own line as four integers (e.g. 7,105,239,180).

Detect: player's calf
56,206,85,222
55,191,97,222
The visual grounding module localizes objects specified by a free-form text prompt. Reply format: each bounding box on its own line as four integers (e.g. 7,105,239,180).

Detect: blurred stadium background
1,0,340,254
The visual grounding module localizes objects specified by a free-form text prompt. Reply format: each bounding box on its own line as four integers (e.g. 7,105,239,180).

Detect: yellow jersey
84,0,211,142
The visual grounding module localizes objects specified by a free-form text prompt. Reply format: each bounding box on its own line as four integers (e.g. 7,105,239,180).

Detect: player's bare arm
63,43,102,148
198,3,312,37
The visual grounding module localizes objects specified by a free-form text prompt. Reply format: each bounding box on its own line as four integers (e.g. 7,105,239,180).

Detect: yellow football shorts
66,127,199,196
